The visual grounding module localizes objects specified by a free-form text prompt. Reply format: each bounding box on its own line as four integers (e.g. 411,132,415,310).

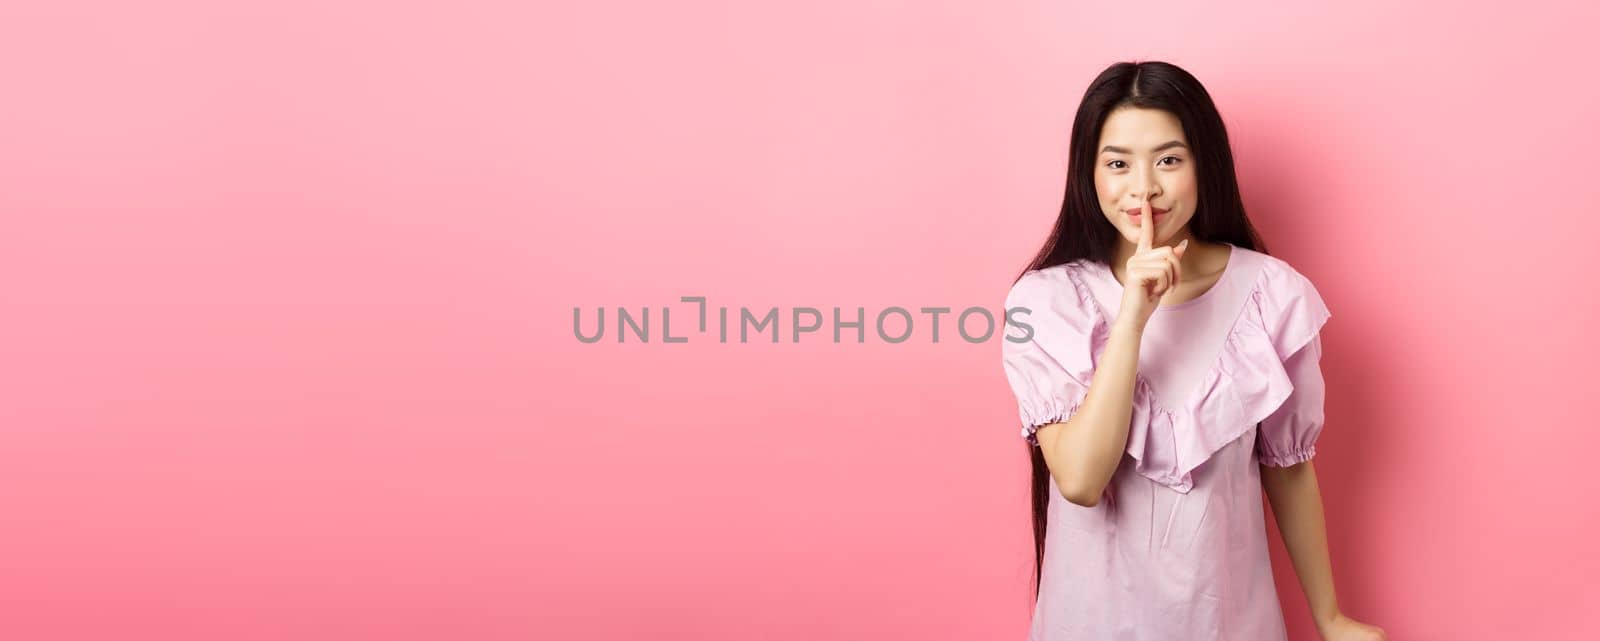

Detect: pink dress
1000,244,1331,641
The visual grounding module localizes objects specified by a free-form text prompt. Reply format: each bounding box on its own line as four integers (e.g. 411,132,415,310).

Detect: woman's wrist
1110,318,1145,338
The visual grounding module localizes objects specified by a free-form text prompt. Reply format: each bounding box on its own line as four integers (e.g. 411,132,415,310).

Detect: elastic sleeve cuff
1019,393,1086,446
1258,446,1317,467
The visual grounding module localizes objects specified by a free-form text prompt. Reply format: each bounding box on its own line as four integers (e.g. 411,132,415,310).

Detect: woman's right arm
1033,317,1145,507
1033,197,1183,506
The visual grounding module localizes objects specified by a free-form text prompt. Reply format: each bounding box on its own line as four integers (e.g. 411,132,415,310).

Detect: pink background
3,1,1597,639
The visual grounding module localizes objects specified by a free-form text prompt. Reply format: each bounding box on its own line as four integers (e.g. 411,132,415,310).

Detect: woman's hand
1316,611,1387,641
1117,195,1188,329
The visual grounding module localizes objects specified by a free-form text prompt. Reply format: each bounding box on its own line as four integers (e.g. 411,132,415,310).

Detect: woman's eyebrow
1100,140,1189,154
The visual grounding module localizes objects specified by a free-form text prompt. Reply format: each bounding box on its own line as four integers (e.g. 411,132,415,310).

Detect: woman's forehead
1098,108,1186,149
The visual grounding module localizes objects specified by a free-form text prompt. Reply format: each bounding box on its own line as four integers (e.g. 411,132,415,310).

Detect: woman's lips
1128,210,1167,221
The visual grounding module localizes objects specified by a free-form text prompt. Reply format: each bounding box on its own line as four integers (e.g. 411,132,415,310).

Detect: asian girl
1001,61,1386,641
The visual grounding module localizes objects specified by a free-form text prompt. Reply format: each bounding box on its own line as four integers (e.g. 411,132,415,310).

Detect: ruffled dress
1001,244,1331,641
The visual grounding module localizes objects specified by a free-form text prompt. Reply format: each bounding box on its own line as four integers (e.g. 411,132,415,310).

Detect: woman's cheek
1095,176,1119,203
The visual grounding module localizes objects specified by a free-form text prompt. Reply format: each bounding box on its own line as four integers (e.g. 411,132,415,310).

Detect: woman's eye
1105,157,1181,170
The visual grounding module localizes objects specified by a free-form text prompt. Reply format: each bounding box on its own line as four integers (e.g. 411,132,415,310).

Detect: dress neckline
1099,243,1237,311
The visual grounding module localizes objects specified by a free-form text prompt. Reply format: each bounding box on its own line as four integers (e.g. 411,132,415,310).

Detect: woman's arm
1260,460,1387,641
1260,460,1339,623
1034,319,1143,507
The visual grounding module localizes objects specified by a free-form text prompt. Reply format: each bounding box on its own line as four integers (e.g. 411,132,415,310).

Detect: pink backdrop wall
3,1,1597,639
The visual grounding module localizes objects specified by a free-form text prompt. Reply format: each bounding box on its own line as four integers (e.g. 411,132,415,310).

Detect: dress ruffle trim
1055,257,1330,493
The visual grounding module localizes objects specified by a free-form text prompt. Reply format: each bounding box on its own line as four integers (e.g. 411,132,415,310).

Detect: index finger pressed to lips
1137,197,1153,252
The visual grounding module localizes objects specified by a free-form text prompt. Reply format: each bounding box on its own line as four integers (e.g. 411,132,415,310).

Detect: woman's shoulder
1005,259,1098,310
1233,245,1321,293
1229,246,1331,358
1004,260,1107,341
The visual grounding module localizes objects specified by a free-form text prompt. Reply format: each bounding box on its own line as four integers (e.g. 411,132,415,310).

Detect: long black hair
1015,60,1269,601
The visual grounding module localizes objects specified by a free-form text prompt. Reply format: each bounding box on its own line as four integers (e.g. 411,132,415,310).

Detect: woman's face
1094,107,1199,249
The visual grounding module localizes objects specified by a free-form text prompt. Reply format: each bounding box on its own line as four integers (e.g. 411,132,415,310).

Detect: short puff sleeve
1253,265,1332,467
1001,265,1105,446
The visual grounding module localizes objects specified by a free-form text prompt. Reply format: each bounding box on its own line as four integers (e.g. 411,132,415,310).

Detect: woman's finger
1144,267,1169,301
1143,255,1178,296
1135,268,1157,300
1137,196,1154,253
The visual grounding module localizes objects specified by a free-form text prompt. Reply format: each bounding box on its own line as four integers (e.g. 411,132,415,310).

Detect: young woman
1001,61,1386,641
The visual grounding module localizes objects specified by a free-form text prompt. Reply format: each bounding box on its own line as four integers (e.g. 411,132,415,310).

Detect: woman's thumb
1176,239,1189,256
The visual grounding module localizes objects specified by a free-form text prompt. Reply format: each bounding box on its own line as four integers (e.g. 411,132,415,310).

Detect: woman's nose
1133,175,1160,199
